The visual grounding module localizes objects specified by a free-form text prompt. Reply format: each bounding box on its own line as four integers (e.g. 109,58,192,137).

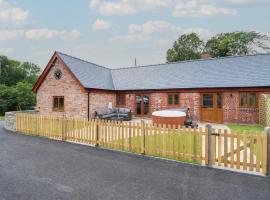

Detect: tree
21,62,41,84
0,57,40,86
15,82,36,111
0,84,17,115
205,31,270,58
166,33,204,62
0,55,40,115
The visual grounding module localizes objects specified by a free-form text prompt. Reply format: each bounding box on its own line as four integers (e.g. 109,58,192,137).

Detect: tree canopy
205,31,270,57
166,33,204,62
166,31,270,62
0,56,40,115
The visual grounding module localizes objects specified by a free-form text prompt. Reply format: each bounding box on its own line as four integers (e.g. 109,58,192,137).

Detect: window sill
53,110,65,112
239,108,259,112
116,105,126,107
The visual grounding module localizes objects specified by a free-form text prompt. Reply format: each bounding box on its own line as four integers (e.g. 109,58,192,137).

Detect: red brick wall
223,92,259,124
36,59,88,118
125,94,135,113
123,92,200,119
180,93,200,120
89,92,116,117
150,93,168,112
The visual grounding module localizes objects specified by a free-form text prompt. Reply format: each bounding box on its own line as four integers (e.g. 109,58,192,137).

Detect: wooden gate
209,129,268,175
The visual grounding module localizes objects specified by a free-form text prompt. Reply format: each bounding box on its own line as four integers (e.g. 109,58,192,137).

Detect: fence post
141,120,146,155
129,122,132,152
267,128,270,176
95,120,99,147
62,115,67,141
206,124,212,167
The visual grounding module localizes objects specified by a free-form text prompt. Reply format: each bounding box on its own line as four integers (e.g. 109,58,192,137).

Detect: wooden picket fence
15,113,268,175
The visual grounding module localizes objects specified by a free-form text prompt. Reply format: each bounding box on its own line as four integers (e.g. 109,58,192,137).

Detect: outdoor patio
131,117,230,132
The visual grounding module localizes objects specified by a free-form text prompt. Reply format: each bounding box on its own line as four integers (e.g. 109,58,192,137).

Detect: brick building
33,52,270,124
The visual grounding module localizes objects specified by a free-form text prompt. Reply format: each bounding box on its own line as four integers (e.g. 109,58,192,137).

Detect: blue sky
0,0,269,69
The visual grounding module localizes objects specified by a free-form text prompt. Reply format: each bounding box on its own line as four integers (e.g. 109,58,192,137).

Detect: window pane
217,93,222,109
117,94,125,105
241,93,247,107
136,96,142,115
168,94,173,105
143,95,149,115
203,94,213,108
59,97,64,110
249,93,256,107
174,94,179,104
53,97,58,110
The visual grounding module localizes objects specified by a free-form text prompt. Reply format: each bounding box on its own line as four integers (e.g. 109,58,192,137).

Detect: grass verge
227,124,264,133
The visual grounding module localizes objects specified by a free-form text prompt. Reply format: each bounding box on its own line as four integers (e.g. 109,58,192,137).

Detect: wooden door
201,93,223,123
135,95,150,116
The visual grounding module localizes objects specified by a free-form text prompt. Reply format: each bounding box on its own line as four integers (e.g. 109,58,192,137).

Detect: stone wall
5,112,16,132
4,111,38,132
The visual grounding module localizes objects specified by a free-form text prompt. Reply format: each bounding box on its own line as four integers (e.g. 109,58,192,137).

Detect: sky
0,0,269,69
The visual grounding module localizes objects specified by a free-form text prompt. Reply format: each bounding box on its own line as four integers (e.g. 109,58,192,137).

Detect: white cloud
92,19,112,30
0,0,29,28
173,0,237,17
0,30,24,41
90,0,101,8
90,0,172,16
0,47,14,54
225,0,253,4
90,0,243,17
25,29,81,41
111,20,211,46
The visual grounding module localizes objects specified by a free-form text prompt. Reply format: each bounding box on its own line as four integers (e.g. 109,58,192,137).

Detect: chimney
201,51,211,59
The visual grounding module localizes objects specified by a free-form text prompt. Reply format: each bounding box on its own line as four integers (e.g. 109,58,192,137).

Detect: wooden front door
136,95,150,116
201,93,223,123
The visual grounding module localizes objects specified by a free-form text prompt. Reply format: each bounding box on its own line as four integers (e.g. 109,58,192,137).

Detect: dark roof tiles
57,52,270,91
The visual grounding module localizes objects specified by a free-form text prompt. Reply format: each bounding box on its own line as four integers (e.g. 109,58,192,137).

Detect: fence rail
16,113,268,175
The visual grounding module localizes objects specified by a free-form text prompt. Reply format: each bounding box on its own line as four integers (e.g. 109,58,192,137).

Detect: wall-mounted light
230,94,233,98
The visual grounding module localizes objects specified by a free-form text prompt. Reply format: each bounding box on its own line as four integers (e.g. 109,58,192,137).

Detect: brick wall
223,92,259,124
125,94,135,114
36,59,88,118
124,92,200,119
89,92,116,117
150,93,168,112
180,93,200,120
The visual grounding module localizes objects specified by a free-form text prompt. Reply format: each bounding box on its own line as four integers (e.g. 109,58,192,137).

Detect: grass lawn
227,124,264,133
0,116,4,121
102,130,202,164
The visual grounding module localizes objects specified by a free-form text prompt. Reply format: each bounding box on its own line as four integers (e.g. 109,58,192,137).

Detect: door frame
134,94,151,117
200,92,224,123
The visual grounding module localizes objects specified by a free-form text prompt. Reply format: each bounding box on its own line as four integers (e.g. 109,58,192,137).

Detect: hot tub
152,110,186,127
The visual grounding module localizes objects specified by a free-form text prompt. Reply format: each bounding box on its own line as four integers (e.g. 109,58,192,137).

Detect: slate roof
57,52,270,91
58,52,114,90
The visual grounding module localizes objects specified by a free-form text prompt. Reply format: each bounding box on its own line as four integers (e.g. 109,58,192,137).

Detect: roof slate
58,52,114,90
57,52,270,91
